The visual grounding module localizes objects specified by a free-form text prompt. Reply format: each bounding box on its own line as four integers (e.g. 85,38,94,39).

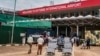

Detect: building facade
18,0,100,45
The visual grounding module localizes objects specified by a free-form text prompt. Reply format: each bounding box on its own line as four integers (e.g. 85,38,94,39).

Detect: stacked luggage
46,39,57,56
62,37,72,56
46,37,73,56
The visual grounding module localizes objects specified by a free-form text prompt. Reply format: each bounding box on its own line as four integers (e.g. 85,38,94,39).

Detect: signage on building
18,0,100,15
20,33,26,37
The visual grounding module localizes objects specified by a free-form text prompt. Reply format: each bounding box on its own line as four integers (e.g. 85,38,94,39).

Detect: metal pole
84,26,86,39
66,26,67,36
57,26,59,36
76,25,79,36
85,26,86,32
99,9,100,17
50,0,54,5
70,27,72,33
8,31,10,43
70,26,72,37
11,0,17,44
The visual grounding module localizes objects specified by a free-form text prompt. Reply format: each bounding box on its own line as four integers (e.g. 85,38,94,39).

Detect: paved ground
0,45,100,56
0,44,67,56
74,46,100,56
0,45,38,56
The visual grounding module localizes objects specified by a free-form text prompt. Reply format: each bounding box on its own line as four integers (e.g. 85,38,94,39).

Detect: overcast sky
0,0,75,10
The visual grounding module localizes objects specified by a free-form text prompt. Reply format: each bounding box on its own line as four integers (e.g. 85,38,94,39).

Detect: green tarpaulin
14,21,51,28
0,14,32,22
0,14,52,28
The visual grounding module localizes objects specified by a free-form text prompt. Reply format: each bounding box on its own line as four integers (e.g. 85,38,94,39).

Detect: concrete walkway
0,45,72,56
74,46,100,56
0,45,99,56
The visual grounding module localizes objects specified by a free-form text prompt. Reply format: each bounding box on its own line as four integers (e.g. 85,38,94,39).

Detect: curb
0,44,22,47
14,44,20,46
0,45,3,47
6,44,11,46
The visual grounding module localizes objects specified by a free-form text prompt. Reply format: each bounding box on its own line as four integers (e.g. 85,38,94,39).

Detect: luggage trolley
46,47,55,56
62,42,72,56
46,39,57,56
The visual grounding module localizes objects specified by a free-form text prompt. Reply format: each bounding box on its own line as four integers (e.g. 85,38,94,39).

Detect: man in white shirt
27,35,33,54
71,37,75,46
37,36,44,55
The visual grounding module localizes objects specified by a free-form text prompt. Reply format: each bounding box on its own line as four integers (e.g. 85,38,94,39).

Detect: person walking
73,36,77,44
71,37,75,46
86,37,91,49
81,40,87,49
27,35,33,54
37,35,44,55
76,36,80,46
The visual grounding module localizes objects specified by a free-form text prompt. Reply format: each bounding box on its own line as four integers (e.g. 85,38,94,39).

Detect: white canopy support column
70,27,72,33
85,26,86,33
11,0,17,44
99,9,100,17
56,26,59,36
85,26,86,31
76,25,79,36
70,26,72,37
84,26,87,39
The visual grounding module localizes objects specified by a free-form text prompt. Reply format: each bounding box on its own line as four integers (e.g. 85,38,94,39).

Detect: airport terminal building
18,0,100,45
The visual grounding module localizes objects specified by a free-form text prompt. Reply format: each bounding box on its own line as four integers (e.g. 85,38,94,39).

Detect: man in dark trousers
37,36,44,55
27,35,33,54
86,37,91,49
76,36,80,46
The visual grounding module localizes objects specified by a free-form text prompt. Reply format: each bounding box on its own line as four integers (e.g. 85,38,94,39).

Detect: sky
0,0,75,10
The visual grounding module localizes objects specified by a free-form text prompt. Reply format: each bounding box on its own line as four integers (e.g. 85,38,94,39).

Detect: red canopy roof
18,0,100,16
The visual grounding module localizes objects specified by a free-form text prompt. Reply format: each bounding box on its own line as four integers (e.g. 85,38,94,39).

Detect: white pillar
99,9,100,17
85,26,86,32
84,26,86,39
70,27,72,36
66,27,67,36
57,26,59,36
85,26,86,37
77,25,79,36
22,37,26,46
